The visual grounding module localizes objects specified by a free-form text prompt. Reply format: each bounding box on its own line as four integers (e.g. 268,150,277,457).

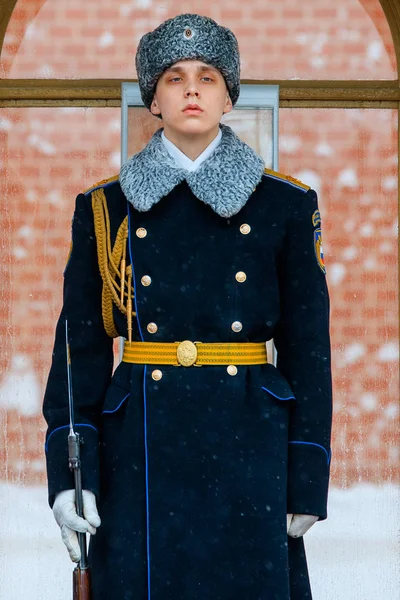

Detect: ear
150,95,161,116
223,93,233,115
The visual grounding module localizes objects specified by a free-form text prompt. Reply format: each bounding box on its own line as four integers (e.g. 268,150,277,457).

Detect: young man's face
150,60,233,135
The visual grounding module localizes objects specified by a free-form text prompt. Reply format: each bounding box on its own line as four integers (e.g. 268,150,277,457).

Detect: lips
183,105,203,113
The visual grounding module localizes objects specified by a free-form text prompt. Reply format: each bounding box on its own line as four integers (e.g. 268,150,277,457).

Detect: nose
184,78,200,98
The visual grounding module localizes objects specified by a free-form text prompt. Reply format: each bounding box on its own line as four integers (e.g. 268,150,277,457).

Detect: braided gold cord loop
91,188,136,338
102,281,118,338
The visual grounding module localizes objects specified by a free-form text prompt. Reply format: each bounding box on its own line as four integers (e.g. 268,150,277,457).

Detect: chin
173,118,216,135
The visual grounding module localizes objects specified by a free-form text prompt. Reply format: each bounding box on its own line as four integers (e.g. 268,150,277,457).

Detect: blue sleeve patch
289,440,331,465
45,423,98,452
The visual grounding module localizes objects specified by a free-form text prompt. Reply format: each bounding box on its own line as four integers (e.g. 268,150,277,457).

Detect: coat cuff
44,423,100,508
286,441,331,520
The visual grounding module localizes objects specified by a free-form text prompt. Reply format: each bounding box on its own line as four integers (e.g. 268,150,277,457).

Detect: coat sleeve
42,191,114,507
273,187,332,521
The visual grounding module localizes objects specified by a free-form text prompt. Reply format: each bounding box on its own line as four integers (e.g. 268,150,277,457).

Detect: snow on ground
0,482,399,599
306,483,400,599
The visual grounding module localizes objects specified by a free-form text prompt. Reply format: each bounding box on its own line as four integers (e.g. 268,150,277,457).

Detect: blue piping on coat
127,201,151,600
102,393,130,414
127,202,145,342
45,423,98,452
261,386,295,401
143,364,151,600
289,440,331,465
84,179,118,196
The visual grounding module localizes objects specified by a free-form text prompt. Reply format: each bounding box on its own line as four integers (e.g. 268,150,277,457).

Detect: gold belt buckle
176,340,203,367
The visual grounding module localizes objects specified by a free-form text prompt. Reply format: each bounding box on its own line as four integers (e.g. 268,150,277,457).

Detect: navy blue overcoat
43,129,332,600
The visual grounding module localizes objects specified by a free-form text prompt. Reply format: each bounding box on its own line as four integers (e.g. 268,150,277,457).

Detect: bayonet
65,319,91,599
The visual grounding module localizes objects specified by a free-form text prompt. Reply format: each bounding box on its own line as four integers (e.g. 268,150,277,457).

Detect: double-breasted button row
137,223,250,241
136,227,155,330
148,320,243,337
135,232,153,328
137,222,247,338
148,322,243,337
229,221,250,361
231,225,250,336
144,271,246,288
152,366,237,380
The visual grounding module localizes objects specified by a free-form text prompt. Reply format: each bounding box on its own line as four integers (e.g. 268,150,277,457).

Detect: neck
162,124,220,161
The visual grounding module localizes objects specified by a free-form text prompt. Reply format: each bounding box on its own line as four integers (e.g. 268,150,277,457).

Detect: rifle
65,319,91,600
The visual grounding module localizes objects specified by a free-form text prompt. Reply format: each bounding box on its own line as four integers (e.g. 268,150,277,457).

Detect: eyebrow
164,65,219,74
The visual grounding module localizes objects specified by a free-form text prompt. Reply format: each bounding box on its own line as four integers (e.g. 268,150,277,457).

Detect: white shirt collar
161,128,222,172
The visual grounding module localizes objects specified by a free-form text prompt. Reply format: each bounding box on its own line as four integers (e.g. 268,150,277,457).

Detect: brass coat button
240,224,251,235
231,321,243,333
136,227,147,238
141,275,152,286
235,271,247,283
227,365,238,376
151,369,162,381
147,322,158,334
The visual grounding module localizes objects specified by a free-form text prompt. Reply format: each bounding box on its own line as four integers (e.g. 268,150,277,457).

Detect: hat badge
183,27,195,40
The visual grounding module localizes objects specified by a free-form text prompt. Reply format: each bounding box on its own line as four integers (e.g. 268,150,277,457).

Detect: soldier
43,13,332,600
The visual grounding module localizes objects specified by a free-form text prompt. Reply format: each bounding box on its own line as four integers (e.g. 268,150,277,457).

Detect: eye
170,76,182,82
202,77,213,82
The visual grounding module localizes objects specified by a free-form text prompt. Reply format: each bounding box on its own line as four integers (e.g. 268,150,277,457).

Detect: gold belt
122,340,268,366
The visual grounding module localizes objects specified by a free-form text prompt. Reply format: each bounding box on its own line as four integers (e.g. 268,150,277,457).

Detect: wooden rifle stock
73,566,91,600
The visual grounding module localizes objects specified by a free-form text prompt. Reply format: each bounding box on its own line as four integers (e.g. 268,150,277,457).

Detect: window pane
279,108,398,598
126,106,275,167
1,0,396,80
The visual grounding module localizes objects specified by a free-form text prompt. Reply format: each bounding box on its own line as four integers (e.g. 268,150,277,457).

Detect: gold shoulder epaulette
263,168,310,192
83,174,119,195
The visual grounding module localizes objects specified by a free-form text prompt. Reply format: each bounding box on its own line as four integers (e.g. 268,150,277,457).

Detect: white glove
53,489,101,562
287,513,318,538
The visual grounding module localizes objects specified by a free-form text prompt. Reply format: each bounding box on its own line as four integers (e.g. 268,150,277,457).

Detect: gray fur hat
135,13,240,115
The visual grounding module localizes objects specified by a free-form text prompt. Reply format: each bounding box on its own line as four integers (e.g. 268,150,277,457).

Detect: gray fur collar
119,123,265,218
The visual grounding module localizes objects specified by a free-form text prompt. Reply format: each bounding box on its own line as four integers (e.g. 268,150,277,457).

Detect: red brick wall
279,108,399,484
0,107,122,484
0,1,398,487
1,0,396,79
